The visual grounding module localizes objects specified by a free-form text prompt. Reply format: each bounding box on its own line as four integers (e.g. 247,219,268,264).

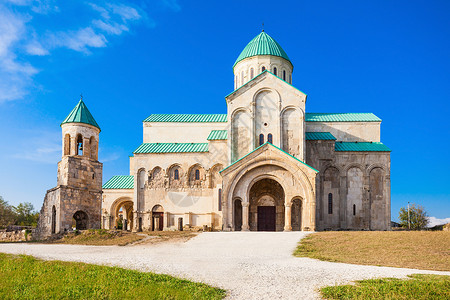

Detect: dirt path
1,232,449,299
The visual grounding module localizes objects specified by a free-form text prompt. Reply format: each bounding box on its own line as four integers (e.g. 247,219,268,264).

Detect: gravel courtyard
1,232,449,299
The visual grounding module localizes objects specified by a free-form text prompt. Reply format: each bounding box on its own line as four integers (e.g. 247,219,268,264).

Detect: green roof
207,130,228,140
335,142,391,152
305,113,381,122
61,99,101,130
234,32,291,68
103,175,134,189
142,113,381,124
305,132,336,140
133,143,209,154
144,114,227,123
221,142,318,173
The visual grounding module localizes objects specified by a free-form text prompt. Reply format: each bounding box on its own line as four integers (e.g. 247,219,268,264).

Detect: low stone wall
0,230,32,242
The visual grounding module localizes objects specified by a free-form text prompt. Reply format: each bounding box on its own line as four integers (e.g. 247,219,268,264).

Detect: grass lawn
51,229,145,246
294,231,450,271
0,253,226,299
320,274,450,300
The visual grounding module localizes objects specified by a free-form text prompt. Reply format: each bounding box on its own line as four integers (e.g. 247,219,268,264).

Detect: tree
0,196,16,229
399,203,429,230
13,202,39,227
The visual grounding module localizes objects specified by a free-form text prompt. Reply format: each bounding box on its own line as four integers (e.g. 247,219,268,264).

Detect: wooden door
257,206,276,231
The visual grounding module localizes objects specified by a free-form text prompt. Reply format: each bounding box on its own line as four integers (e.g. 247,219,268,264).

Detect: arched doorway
112,198,134,230
152,205,164,231
249,178,285,231
73,211,88,230
234,199,242,231
51,206,56,234
291,198,302,231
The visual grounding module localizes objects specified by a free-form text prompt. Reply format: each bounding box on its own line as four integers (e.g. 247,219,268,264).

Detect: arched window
241,71,244,85
195,169,200,180
174,169,179,180
262,66,266,72
273,67,277,76
328,193,333,214
267,133,273,144
250,68,254,79
259,134,264,146
76,134,83,156
283,70,286,81
218,188,222,211
353,204,356,216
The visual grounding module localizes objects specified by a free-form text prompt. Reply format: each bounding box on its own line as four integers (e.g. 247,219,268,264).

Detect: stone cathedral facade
99,31,392,232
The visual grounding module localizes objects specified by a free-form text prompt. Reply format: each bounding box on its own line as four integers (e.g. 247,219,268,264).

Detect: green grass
321,274,450,300
0,253,226,299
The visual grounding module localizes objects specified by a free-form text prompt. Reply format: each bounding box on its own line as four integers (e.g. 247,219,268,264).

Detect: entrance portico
221,143,318,232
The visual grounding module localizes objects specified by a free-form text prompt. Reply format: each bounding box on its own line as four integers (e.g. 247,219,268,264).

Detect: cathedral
37,31,391,237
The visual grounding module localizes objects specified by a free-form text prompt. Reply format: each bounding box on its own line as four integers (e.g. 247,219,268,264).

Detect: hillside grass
320,274,450,300
294,231,450,271
0,253,226,299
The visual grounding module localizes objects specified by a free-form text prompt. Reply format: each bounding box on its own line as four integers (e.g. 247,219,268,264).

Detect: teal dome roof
233,32,291,68
61,98,100,130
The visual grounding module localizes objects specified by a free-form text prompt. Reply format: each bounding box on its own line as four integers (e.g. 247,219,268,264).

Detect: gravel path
1,232,449,299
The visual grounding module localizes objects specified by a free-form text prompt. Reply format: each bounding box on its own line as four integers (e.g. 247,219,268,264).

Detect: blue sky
0,0,449,224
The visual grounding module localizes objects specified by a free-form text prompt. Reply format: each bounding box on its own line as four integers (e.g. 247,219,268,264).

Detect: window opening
259,134,264,146
328,193,333,214
195,169,200,180
174,169,179,180
267,133,273,144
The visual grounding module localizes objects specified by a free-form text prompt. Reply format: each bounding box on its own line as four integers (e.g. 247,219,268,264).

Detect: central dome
233,32,291,68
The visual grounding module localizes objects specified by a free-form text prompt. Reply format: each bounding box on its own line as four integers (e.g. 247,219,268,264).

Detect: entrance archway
234,199,242,231
152,205,164,231
249,178,285,231
73,211,88,230
112,198,134,230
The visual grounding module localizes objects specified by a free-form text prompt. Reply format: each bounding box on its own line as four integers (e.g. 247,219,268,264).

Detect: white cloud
12,129,61,164
427,217,450,228
0,1,147,102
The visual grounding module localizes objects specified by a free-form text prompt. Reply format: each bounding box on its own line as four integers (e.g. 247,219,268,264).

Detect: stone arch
152,204,164,231
231,108,251,162
347,167,365,229
72,210,88,230
291,197,302,231
89,136,97,159
51,205,56,234
321,166,340,228
75,133,83,156
64,134,71,156
149,166,164,188
248,177,285,231
168,164,183,188
209,163,223,188
367,163,386,174
110,197,134,230
224,156,317,231
188,163,206,187
253,88,280,148
369,167,385,230
344,163,365,175
280,106,304,157
233,197,242,231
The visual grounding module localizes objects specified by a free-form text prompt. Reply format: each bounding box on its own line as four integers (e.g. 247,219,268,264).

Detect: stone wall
306,140,391,231
0,230,32,242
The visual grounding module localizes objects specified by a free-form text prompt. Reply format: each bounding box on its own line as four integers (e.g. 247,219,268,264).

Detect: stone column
164,212,170,229
284,203,292,231
242,202,249,231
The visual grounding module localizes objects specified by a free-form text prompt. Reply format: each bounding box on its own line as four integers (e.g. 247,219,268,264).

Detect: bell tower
36,97,103,239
